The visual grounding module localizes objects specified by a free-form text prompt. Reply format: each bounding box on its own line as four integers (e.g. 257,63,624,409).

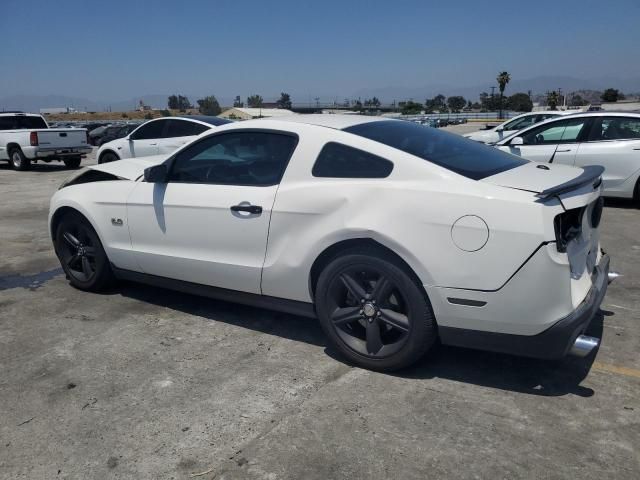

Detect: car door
126,119,166,158
157,119,209,155
498,117,589,165
126,130,298,294
575,116,640,192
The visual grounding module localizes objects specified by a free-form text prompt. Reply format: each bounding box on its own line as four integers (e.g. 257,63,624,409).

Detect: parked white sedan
96,115,231,164
463,110,574,144
496,112,640,200
49,115,611,370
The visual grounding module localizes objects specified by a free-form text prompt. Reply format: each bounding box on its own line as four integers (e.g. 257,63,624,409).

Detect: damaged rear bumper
439,254,610,359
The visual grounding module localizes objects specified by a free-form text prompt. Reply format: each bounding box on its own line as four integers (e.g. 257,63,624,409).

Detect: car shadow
0,162,79,173
115,281,605,397
604,198,638,210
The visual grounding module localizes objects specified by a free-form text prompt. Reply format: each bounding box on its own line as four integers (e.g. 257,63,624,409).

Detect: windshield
344,121,528,180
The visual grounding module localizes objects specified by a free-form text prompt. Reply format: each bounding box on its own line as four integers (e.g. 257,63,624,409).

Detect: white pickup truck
0,112,91,170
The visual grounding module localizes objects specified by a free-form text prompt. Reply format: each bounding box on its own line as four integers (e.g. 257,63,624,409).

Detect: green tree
167,95,178,109
507,92,533,112
400,100,423,115
425,94,446,112
364,97,381,108
196,95,222,116
569,94,587,107
233,95,243,107
496,71,511,118
547,91,559,110
160,109,171,117
276,92,292,109
447,96,466,112
247,94,263,108
601,88,624,102
352,99,363,111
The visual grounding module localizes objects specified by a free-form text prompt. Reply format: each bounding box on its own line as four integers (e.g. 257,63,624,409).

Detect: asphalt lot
1,130,639,479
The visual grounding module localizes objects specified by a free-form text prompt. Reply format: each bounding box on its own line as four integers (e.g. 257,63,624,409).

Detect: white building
219,108,295,120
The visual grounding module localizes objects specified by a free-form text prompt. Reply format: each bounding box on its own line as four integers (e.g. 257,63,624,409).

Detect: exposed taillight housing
30,131,39,146
554,207,584,253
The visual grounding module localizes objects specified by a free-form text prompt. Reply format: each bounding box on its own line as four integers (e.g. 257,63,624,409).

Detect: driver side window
130,120,165,140
520,118,588,145
169,131,298,186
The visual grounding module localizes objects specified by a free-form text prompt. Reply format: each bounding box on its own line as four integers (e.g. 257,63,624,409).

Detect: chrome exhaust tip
607,271,621,284
570,335,600,358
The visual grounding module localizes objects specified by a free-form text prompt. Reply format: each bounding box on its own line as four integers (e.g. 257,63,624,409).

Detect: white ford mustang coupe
49,115,612,370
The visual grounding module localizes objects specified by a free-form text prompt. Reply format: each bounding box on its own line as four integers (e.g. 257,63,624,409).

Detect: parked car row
463,111,576,144
89,123,140,146
494,112,640,200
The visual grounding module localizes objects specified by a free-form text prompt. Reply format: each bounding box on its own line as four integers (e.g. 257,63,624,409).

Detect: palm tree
496,71,511,119
547,91,559,111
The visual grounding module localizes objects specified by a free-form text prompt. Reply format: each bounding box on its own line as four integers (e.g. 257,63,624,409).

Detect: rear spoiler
536,165,604,199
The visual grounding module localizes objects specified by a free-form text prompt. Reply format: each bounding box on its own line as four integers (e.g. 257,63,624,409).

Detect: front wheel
10,148,30,171
63,156,81,169
99,151,119,164
315,251,436,371
55,212,114,291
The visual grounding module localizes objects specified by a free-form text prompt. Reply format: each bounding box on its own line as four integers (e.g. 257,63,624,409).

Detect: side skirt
111,266,317,319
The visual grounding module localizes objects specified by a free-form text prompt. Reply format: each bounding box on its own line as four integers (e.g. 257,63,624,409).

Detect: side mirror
144,164,168,183
495,126,504,132
510,136,524,146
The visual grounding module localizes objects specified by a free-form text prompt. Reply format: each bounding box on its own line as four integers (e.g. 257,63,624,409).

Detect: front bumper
439,254,610,359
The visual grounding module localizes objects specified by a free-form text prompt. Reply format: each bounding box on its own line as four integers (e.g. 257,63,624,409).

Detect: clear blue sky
1,0,639,101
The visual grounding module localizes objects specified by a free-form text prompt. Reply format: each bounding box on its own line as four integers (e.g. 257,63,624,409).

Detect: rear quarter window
312,142,393,178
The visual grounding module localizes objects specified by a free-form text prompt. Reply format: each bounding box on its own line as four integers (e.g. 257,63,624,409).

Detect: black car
97,124,139,146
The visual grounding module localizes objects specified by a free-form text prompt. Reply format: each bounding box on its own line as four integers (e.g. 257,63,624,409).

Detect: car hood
88,155,167,181
482,162,603,197
463,130,496,142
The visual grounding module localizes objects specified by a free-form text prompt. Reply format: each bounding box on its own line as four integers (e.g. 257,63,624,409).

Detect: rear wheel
10,148,30,171
63,156,81,169
99,151,119,164
315,250,436,371
55,212,114,291
634,178,640,208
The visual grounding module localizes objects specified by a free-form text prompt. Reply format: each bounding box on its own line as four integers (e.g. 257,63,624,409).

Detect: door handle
633,147,640,150
230,204,262,214
149,143,158,146
556,148,572,152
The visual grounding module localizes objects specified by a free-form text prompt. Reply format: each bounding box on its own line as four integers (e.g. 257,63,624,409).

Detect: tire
634,178,640,208
63,156,81,169
315,249,436,371
99,151,119,164
55,212,114,292
10,148,31,171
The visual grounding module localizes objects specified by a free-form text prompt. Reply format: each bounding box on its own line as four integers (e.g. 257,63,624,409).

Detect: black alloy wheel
55,213,114,291
316,251,436,371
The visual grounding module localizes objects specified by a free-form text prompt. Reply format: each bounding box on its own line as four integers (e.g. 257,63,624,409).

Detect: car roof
246,114,389,130
0,112,41,117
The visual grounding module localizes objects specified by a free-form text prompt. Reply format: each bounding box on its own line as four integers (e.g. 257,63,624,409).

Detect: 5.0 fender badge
111,218,124,226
